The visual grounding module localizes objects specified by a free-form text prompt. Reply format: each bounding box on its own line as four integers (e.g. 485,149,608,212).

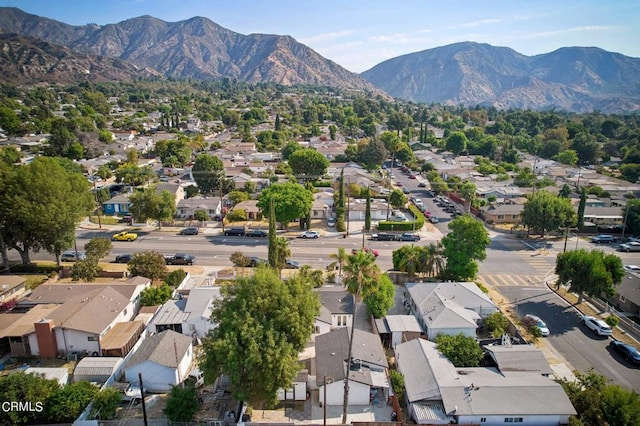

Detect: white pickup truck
112,383,143,404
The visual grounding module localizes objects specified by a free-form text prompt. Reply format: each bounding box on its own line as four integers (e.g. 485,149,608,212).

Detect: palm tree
419,243,446,278
341,249,380,424
398,245,421,279
328,247,348,283
274,236,291,277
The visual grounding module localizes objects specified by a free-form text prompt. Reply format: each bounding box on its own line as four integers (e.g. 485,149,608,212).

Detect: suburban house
582,206,623,226
405,282,497,340
373,315,422,349
148,287,221,341
476,186,522,200
0,275,27,302
347,198,391,221
156,183,185,206
230,200,262,221
608,268,640,316
479,204,524,225
176,197,221,220
103,193,131,216
316,327,389,407
314,287,354,331
123,330,193,392
395,338,575,425
0,278,150,357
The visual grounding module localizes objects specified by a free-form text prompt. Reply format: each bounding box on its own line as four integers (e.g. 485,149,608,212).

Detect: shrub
474,281,489,293
483,312,509,338
605,316,619,327
389,369,404,402
165,269,187,288
230,251,250,267
336,216,346,232
9,263,61,274
91,387,122,420
193,210,209,221
226,209,247,222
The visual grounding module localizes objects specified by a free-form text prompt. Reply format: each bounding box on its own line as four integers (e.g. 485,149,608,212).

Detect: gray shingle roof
125,330,192,369
315,327,387,386
316,288,354,314
484,344,553,375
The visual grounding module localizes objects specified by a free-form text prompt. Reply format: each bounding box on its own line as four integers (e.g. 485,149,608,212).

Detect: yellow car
112,231,138,242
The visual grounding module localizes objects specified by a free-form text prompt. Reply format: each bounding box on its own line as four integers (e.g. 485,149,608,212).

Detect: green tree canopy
435,333,483,367
84,237,112,261
363,274,395,318
128,188,176,230
140,284,173,306
163,385,200,422
257,182,314,228
0,372,60,425
522,190,576,237
441,215,490,281
389,188,407,208
287,148,329,181
200,267,319,406
445,131,468,155
46,381,98,423
0,157,93,264
192,153,225,195
559,370,640,426
555,249,624,304
128,251,168,281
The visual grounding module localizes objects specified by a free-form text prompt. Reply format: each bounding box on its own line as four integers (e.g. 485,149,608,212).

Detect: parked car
246,229,268,237
327,217,336,227
609,340,640,365
399,233,421,242
112,231,138,241
248,257,268,267
224,227,246,237
165,253,196,265
179,227,199,235
523,314,550,337
591,234,616,244
618,241,640,252
371,233,397,241
389,215,408,222
114,253,133,264
185,369,205,388
120,383,143,404
402,187,411,194
61,251,86,262
285,259,301,269
623,265,640,272
429,217,439,224
408,174,417,179
580,315,613,336
298,230,320,239
418,182,427,188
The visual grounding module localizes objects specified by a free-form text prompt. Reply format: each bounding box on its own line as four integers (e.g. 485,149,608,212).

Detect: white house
123,330,193,392
395,338,576,425
314,287,354,331
316,327,389,407
176,197,221,219
3,278,150,358
405,282,497,340
148,287,221,341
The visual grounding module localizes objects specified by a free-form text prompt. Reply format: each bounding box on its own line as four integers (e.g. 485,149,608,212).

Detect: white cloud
528,25,612,39
459,18,503,28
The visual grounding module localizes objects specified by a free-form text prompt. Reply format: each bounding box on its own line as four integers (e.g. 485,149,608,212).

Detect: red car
409,174,417,179
353,248,379,257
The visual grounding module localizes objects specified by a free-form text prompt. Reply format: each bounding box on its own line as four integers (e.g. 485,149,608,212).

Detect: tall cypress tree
364,187,371,231
577,188,587,230
275,114,282,131
268,197,278,268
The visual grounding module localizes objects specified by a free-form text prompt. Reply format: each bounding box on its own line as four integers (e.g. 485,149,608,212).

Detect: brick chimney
34,319,58,358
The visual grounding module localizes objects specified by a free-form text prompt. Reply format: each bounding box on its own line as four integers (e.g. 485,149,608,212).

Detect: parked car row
370,232,421,242
223,227,269,237
112,253,196,265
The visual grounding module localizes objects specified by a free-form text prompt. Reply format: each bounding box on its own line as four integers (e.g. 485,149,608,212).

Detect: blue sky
1,0,639,73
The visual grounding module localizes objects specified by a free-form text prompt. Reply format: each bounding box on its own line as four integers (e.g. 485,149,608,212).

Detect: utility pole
621,203,630,242
323,375,327,426
346,194,350,236
138,372,148,426
362,226,365,249
93,178,102,229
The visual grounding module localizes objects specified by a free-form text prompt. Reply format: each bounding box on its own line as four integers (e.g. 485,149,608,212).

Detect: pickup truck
399,233,421,241
371,233,397,241
165,253,196,265
112,383,143,404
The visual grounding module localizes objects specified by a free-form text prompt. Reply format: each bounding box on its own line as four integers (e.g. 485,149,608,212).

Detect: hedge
9,263,62,274
377,205,425,231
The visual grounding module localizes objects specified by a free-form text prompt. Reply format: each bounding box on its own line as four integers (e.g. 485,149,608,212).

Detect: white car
524,314,550,337
623,265,640,272
580,315,613,336
298,230,319,239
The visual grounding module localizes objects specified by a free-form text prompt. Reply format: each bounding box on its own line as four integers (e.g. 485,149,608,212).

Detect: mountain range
0,7,639,113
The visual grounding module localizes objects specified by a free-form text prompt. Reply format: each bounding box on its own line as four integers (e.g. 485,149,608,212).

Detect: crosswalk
478,273,555,287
